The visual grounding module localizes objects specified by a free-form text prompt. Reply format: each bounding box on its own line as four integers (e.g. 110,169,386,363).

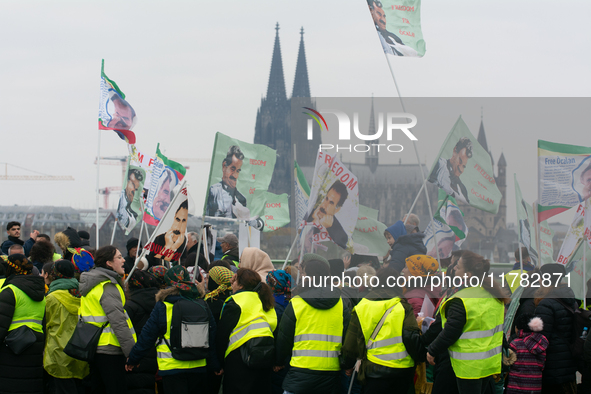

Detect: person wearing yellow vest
44,260,89,393
341,266,423,393
217,267,277,394
0,254,46,394
79,245,136,394
126,265,220,393
426,251,509,394
275,256,351,394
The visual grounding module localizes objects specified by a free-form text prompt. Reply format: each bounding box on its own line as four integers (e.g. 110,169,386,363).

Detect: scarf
205,266,233,301
164,265,201,299
7,236,24,246
47,277,81,298
266,269,292,301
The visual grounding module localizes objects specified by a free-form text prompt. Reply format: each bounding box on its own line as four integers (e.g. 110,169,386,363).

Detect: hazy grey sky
1,0,589,227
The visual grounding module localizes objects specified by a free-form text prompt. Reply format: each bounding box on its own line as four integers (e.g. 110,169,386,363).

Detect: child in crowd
507,314,549,394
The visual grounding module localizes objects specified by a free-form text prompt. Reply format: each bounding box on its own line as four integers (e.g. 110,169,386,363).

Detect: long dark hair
236,268,274,312
94,245,118,270
460,251,510,303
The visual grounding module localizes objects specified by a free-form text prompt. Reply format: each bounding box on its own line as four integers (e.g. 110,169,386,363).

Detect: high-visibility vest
79,280,137,348
224,291,277,357
0,278,6,289
6,284,45,333
290,296,343,371
354,297,414,369
222,252,239,268
504,270,526,293
155,301,206,371
441,286,504,379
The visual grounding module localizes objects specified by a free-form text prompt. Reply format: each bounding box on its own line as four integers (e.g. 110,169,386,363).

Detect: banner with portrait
514,175,539,265
204,132,276,230
142,183,194,267
539,219,555,265
365,0,426,57
302,150,359,252
423,218,464,260
428,116,501,214
557,203,585,266
144,144,186,226
537,140,591,222
98,60,137,144
116,145,154,234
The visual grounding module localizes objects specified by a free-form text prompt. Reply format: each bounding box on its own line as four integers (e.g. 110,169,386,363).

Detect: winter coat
124,287,158,393
206,288,232,325
79,267,136,357
510,285,538,337
44,287,89,379
273,293,289,323
341,287,423,382
0,275,46,394
507,330,548,394
275,286,351,394
534,285,578,385
1,237,35,257
388,233,427,273
426,297,467,358
404,286,441,317
127,286,220,375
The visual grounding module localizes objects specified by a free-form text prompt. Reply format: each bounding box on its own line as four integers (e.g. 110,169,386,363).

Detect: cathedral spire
365,95,379,172
477,116,493,166
291,27,311,98
266,22,287,103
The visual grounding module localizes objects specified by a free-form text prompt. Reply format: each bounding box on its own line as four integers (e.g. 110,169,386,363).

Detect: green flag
351,205,390,257
514,174,539,265
428,116,501,214
261,192,290,232
434,189,467,240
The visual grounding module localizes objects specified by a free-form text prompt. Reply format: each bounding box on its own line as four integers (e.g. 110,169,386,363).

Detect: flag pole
125,219,145,283
534,203,541,268
110,219,118,245
404,181,426,224
282,232,300,270
192,223,205,282
96,131,101,248
584,244,587,310
384,55,439,265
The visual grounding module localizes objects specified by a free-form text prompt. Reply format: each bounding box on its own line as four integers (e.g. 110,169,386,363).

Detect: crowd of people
0,218,590,394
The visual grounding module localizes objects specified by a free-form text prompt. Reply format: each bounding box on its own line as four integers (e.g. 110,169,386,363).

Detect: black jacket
125,287,158,394
341,288,423,382
425,298,466,358
275,286,351,394
534,285,578,385
388,233,427,273
0,275,46,394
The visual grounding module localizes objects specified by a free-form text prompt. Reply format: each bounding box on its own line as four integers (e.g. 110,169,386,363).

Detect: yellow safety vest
504,269,526,293
224,291,277,357
7,284,45,333
354,297,414,369
290,296,343,371
0,278,6,289
155,301,206,371
441,286,504,379
222,253,239,268
79,280,137,348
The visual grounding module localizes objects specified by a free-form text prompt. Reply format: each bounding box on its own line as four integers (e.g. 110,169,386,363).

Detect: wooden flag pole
96,131,101,247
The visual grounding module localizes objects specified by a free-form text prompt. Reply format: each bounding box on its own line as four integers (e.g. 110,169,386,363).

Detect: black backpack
161,297,210,361
557,299,591,366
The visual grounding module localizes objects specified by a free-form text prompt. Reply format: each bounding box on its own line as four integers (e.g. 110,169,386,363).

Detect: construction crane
98,186,122,210
0,163,74,181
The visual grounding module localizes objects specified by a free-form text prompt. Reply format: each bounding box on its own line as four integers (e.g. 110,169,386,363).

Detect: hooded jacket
275,286,351,394
127,287,220,375
534,285,578,385
341,287,423,382
79,267,136,357
388,233,427,273
239,247,274,281
507,329,548,393
0,275,46,394
44,288,89,379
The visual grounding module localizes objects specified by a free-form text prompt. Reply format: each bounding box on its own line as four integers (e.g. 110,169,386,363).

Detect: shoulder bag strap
366,305,395,349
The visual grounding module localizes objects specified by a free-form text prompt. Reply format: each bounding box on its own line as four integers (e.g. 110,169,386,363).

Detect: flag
558,238,591,300
351,205,390,257
98,60,137,144
365,0,426,57
514,175,539,265
434,189,468,240
142,182,193,266
303,149,359,252
539,220,555,265
428,116,501,214
538,140,591,221
204,132,276,229
116,145,154,234
261,192,291,232
143,144,186,226
423,218,463,259
557,203,585,265
294,161,311,226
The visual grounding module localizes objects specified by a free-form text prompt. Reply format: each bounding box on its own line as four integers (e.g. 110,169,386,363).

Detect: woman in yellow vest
0,254,46,394
342,266,424,392
426,251,509,394
217,267,277,394
44,260,89,394
275,256,351,394
79,245,136,394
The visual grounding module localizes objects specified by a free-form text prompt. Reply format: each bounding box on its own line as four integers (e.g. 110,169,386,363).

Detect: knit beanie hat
126,238,139,254
52,259,75,279
128,270,161,289
6,254,33,276
405,255,439,277
302,253,330,269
